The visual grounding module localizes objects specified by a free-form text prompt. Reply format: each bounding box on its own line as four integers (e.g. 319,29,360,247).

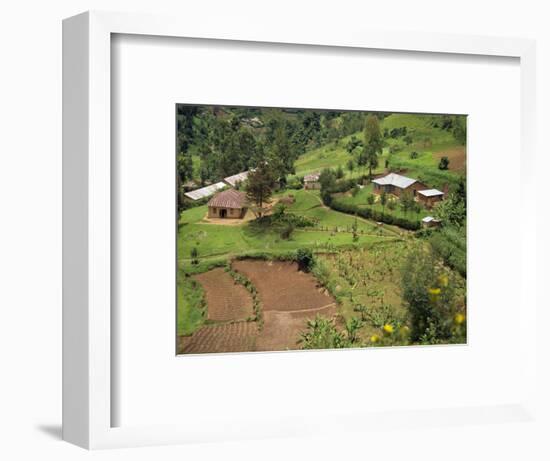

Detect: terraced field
178,321,259,354
178,259,337,354
193,268,254,322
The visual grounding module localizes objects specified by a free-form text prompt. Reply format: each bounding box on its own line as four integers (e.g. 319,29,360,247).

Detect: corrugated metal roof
183,182,226,201
224,171,249,187
422,216,441,223
372,173,417,189
208,189,247,209
304,172,320,182
418,189,444,197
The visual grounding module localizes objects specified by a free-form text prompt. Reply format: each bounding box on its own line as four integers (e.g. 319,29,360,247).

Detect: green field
178,189,401,273
293,113,465,189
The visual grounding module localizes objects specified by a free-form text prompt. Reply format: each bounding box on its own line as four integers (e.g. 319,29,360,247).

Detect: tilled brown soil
231,260,334,312
255,305,337,352
434,146,466,172
179,260,337,354
193,268,254,322
178,321,259,354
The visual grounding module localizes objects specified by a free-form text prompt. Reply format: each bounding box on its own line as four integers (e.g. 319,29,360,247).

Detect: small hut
417,189,444,208
207,189,248,219
303,172,321,190
421,216,442,228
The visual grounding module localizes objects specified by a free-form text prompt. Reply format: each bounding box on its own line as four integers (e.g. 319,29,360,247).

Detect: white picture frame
62,10,538,449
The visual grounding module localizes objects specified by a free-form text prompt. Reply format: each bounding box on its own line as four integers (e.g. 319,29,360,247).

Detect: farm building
303,172,321,190
184,182,226,201
223,171,249,188
417,189,444,208
372,173,427,197
421,216,442,228
207,188,248,219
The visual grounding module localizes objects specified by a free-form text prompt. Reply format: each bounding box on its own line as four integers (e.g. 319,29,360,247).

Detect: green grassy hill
294,113,466,189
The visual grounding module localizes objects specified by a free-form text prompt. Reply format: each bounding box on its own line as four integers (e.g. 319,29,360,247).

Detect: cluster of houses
371,172,445,208
183,171,251,220
183,169,445,226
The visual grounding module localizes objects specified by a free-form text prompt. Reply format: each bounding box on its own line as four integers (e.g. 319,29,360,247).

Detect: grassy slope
293,113,465,189
177,274,206,336
177,189,399,273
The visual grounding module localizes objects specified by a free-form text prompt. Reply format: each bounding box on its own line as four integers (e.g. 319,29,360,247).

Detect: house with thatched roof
207,189,248,219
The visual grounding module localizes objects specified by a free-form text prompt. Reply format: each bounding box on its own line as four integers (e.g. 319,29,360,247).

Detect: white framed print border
62,10,538,449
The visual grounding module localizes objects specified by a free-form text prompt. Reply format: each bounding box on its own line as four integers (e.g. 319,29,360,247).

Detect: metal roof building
372,173,417,189
223,171,249,187
304,172,320,182
183,182,226,201
418,189,444,197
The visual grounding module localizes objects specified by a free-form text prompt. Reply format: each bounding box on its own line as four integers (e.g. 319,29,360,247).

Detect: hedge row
328,198,421,231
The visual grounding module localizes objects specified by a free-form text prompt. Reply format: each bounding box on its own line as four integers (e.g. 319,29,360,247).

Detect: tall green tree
363,115,384,178
245,161,276,217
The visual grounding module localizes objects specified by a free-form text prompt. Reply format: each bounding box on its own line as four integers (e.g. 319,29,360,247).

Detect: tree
336,165,345,179
190,247,199,265
346,158,355,174
399,191,414,216
363,115,384,178
296,248,315,272
319,168,337,191
367,194,375,206
433,191,466,226
438,156,450,170
245,161,276,217
352,215,359,242
380,191,388,216
452,116,467,145
345,135,363,154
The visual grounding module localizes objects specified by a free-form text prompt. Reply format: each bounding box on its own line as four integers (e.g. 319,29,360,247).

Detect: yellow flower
428,287,441,302
383,324,394,334
454,313,465,325
438,274,449,287
370,334,380,343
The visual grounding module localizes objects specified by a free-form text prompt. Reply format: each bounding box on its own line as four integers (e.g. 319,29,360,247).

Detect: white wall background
0,0,548,460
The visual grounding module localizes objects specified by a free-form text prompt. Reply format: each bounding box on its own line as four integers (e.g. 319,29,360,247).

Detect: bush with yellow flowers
401,247,465,345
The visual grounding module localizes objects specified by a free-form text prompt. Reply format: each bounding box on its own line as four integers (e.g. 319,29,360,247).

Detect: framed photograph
63,11,537,449
176,105,467,355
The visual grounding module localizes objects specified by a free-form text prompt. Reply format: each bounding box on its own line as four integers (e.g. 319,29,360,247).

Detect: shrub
296,248,315,272
409,151,419,159
299,315,347,349
190,247,199,265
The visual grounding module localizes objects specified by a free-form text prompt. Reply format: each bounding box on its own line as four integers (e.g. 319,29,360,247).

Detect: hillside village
176,106,467,354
